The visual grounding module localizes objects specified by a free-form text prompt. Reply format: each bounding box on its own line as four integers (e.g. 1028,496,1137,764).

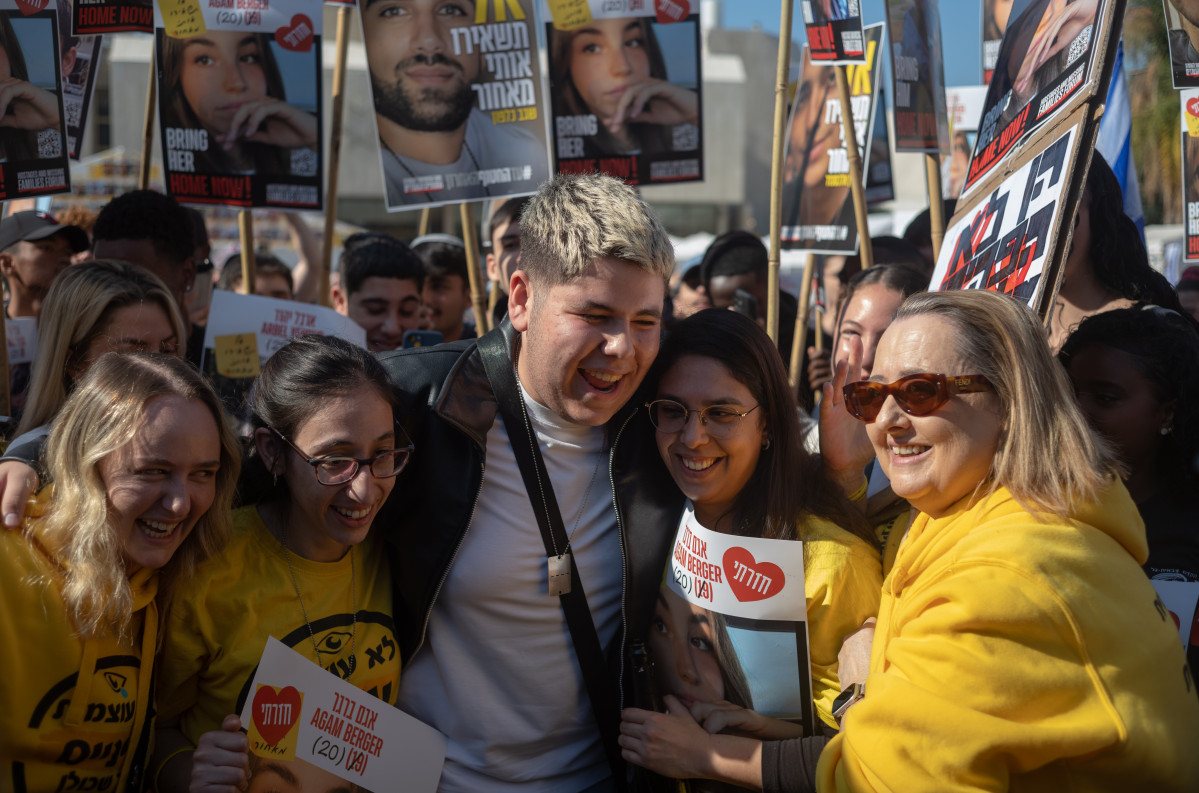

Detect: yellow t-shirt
800,517,882,730
0,511,157,792
157,505,400,744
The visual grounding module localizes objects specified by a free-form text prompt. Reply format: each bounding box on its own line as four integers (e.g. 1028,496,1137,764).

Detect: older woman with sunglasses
815,290,1199,791
152,335,412,791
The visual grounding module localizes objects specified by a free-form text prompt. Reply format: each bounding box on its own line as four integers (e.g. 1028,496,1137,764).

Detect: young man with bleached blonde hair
380,173,681,793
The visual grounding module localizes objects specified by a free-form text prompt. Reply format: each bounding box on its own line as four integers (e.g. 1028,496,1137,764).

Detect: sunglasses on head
843,373,993,423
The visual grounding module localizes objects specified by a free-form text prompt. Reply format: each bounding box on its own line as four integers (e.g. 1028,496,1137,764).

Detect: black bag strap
477,332,626,788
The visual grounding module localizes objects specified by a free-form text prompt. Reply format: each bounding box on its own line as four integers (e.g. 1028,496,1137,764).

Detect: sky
721,0,986,88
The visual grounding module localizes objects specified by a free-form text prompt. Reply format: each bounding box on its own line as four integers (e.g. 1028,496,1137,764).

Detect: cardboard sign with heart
14,0,48,16
275,14,314,53
248,684,303,760
723,547,786,602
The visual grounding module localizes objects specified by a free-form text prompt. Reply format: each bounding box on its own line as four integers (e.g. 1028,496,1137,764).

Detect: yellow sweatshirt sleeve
815,561,1125,792
803,521,883,730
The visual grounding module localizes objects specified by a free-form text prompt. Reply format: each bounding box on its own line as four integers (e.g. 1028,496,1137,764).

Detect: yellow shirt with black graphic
0,500,157,792
157,505,400,748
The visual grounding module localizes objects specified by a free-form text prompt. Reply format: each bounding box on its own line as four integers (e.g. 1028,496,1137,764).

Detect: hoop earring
763,438,771,450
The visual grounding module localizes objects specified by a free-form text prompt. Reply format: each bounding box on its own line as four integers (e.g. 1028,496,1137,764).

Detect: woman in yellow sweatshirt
0,354,239,791
820,290,1199,791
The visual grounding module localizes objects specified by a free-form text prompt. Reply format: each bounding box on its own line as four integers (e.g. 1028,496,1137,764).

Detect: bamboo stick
140,63,156,190
766,0,795,344
835,66,873,269
459,204,489,334
318,5,352,308
925,152,945,262
239,211,255,294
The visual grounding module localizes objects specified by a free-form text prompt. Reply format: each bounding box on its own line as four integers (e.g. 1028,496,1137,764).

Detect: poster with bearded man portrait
362,0,551,211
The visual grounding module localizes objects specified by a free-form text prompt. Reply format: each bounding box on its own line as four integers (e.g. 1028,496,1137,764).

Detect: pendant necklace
281,525,358,679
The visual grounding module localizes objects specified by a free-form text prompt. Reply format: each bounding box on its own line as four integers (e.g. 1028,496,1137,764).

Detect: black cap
0,210,89,254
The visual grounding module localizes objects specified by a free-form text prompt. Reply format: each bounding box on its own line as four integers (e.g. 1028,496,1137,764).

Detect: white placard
666,510,806,622
202,289,365,369
6,317,37,365
240,637,446,792
1153,580,1199,648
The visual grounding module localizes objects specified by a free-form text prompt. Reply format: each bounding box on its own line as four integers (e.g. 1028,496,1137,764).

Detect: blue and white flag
1096,42,1145,239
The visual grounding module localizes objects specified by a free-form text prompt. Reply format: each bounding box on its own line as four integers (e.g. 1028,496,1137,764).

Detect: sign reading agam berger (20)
931,118,1080,308
153,0,324,210
241,638,446,792
544,0,703,187
801,0,866,64
365,0,550,210
962,0,1112,199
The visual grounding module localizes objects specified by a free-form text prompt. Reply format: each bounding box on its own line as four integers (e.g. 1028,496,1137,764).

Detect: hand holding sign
688,699,804,740
191,715,250,793
0,77,60,131
219,99,319,152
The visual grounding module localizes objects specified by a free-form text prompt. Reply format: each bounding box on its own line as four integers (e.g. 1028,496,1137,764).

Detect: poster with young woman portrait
73,0,151,33
962,0,1114,199
780,24,883,254
154,0,324,209
886,0,949,153
801,0,866,64
58,0,101,159
943,85,986,199
1165,1,1199,89
0,0,71,201
1181,90,1199,261
365,0,550,211
544,0,702,186
651,508,816,748
983,0,1013,83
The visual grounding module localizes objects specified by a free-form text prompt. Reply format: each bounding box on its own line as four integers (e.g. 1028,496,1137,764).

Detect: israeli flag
1096,42,1145,240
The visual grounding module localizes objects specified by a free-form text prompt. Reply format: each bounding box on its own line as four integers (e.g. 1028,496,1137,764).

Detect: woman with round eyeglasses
152,335,411,791
620,309,880,791
815,290,1199,791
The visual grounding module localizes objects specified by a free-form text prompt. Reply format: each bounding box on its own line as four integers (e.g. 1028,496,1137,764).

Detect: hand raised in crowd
0,78,61,131
0,459,38,528
609,81,699,133
189,715,250,793
219,99,318,151
819,336,875,497
807,346,833,392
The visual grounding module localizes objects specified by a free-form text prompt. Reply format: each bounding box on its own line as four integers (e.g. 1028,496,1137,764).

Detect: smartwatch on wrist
832,682,865,729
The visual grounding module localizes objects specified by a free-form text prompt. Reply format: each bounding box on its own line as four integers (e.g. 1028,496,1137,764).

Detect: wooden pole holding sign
459,204,489,334
140,65,156,190
925,153,945,261
318,5,352,309
835,66,873,270
239,211,255,295
765,0,794,345
789,253,816,394
418,208,431,237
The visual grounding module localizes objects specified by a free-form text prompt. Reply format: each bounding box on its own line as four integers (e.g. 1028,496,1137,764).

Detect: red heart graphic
723,547,785,602
252,685,302,747
654,0,690,24
1189,97,1199,118
275,14,314,53
14,0,48,15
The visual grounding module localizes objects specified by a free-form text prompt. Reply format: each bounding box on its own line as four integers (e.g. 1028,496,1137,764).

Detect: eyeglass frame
842,373,994,423
271,427,414,486
644,399,762,437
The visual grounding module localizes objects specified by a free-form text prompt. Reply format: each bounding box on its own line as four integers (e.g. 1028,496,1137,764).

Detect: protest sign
1165,1,1199,89
364,0,550,211
154,0,324,209
865,87,894,204
932,112,1085,310
800,0,866,64
0,0,71,201
74,0,149,33
780,23,883,254
1182,89,1199,261
982,0,1011,84
1152,580,1199,648
662,508,815,736
241,638,446,791
963,0,1117,199
943,85,988,199
886,0,949,154
545,0,702,187
55,0,103,159
201,289,365,412
5,316,37,366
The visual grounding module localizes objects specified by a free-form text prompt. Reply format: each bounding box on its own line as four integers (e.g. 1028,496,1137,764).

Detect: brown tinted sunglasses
843,373,994,423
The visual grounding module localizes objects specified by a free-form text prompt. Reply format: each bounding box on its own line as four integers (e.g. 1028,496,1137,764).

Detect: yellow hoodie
0,496,158,792
817,483,1199,792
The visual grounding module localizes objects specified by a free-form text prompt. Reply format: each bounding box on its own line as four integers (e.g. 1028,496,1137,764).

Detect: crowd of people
2,165,1199,792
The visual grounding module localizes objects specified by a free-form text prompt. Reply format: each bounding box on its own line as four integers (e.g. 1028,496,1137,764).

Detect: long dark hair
1082,155,1185,310
652,310,874,546
549,18,671,157
244,335,399,501
1058,307,1199,490
0,14,44,161
158,30,291,175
